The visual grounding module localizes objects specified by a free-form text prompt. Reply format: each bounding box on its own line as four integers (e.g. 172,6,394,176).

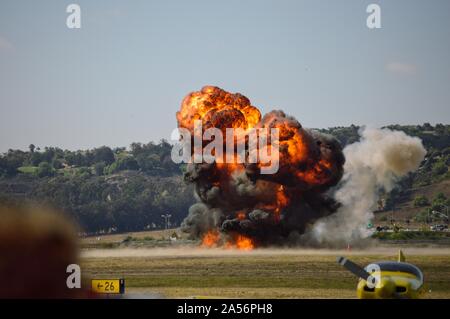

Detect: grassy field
80,248,450,299
81,229,191,249
17,166,38,174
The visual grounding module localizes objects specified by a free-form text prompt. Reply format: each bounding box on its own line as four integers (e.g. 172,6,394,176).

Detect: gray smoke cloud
310,127,426,246
176,87,427,248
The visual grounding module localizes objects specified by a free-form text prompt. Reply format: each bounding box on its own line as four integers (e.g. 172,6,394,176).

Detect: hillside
0,141,194,233
318,123,450,227
0,123,449,233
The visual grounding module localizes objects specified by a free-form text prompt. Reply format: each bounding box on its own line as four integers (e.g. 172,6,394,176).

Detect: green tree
105,157,139,174
431,193,449,212
30,152,43,166
36,161,55,177
94,161,106,176
434,192,447,202
414,195,430,207
93,146,115,165
76,167,92,178
432,161,448,176
0,157,10,177
136,153,160,172
52,159,64,169
0,150,28,176
64,151,85,166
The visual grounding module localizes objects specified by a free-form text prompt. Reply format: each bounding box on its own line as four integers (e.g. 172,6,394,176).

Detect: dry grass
81,228,183,245
127,287,357,299
81,249,450,299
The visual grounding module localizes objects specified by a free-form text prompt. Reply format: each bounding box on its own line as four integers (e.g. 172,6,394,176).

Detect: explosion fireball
177,86,345,248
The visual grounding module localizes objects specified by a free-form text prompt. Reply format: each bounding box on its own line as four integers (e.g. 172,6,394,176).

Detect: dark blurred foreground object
0,204,94,298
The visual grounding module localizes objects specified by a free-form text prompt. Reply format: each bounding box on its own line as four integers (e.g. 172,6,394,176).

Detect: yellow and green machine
337,250,424,299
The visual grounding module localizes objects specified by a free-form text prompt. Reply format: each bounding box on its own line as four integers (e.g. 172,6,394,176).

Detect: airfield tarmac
81,246,450,298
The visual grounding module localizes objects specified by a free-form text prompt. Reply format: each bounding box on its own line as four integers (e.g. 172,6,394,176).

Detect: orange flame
201,230,220,248
234,235,254,250
201,230,254,251
180,86,342,250
224,234,255,251
297,159,333,185
176,86,261,135
275,185,289,215
176,86,337,189
237,211,246,220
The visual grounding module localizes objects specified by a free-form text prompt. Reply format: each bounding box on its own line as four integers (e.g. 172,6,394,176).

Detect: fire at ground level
81,246,450,299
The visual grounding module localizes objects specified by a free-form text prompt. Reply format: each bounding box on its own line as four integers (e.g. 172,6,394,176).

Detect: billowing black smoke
176,87,345,246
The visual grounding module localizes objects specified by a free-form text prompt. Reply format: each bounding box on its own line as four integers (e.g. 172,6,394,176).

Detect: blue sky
1,0,449,152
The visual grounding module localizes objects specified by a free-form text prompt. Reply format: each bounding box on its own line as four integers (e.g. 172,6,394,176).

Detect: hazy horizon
1,0,450,152
0,121,446,153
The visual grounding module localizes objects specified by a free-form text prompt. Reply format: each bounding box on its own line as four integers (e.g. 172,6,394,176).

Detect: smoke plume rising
310,127,426,246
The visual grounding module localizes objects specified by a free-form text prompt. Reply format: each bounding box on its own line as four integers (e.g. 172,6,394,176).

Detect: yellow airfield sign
91,279,125,294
